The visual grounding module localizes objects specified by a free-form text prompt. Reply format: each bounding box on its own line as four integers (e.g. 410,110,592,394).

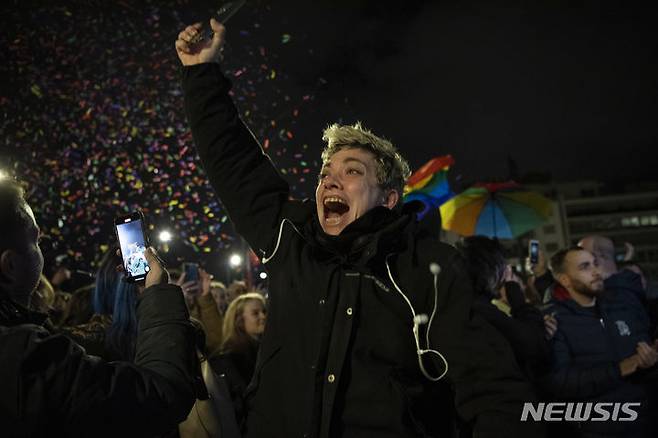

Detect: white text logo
520,402,640,422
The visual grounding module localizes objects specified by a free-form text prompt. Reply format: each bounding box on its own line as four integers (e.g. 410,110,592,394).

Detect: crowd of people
1,17,657,438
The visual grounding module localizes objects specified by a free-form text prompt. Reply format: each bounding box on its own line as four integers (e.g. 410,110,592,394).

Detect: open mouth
323,196,350,226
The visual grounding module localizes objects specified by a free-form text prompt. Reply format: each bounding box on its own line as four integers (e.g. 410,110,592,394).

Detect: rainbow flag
403,155,455,219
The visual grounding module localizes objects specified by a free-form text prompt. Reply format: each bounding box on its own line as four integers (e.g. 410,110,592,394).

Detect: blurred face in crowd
241,299,267,339
578,236,617,279
0,201,44,306
559,250,604,297
210,284,225,309
316,147,398,236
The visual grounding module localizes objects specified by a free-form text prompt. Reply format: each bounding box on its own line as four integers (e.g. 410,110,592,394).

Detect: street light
259,272,268,280
0,169,7,180
158,230,172,242
229,253,242,268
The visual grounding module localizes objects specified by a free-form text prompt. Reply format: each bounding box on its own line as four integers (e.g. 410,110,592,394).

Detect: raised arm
177,20,290,254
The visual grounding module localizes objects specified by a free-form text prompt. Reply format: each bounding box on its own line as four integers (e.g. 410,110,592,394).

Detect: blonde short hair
321,122,411,197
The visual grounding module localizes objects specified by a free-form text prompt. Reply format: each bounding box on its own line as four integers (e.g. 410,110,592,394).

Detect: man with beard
544,246,658,437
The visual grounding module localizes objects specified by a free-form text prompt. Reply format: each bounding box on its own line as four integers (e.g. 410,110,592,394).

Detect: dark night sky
4,0,657,189
234,0,658,186
1,0,656,275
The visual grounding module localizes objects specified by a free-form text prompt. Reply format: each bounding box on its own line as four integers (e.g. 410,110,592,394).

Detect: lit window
651,215,658,226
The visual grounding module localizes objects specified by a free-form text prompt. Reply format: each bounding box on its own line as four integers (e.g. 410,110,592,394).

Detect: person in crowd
459,236,552,385
178,266,224,353
176,19,543,437
57,249,139,360
578,236,646,304
0,179,199,435
209,279,228,314
62,283,95,325
544,246,658,437
618,260,658,341
210,292,267,419
226,280,247,303
50,265,72,293
619,261,648,292
180,318,242,438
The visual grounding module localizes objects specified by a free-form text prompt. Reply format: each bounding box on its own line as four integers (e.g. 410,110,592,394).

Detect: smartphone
190,0,247,44
529,239,540,265
183,262,199,282
115,211,150,282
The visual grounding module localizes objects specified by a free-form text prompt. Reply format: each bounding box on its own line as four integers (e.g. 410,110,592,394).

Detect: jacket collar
553,295,604,316
0,292,49,327
305,204,414,265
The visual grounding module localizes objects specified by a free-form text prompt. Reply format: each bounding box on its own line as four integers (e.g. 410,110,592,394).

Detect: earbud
414,314,429,325
429,263,441,275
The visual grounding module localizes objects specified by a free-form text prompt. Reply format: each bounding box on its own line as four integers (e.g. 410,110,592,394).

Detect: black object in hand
190,0,247,44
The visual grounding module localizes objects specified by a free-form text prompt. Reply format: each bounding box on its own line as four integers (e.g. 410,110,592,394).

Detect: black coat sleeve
182,63,291,255
0,284,198,437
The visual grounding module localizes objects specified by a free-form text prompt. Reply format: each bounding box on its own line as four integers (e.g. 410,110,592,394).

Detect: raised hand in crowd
525,248,548,277
143,247,169,289
176,271,200,302
175,268,212,299
500,264,525,305
199,268,213,297
543,313,558,340
175,18,225,66
115,247,165,293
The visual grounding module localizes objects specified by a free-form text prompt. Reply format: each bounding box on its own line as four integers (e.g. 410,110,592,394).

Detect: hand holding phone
189,0,247,45
115,211,150,283
183,262,200,283
529,240,540,265
143,247,169,289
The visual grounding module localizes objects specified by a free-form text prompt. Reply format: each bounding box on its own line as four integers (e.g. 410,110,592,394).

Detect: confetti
1,2,322,275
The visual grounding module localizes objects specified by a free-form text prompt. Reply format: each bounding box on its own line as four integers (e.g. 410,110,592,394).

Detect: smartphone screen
529,240,539,264
115,212,150,282
184,262,199,282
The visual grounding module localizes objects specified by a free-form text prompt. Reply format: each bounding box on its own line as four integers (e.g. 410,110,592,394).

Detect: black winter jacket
183,63,541,438
545,289,651,401
0,284,198,437
544,289,656,437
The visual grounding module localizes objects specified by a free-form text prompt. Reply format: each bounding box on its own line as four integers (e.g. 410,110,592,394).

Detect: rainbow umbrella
439,181,552,238
403,155,455,219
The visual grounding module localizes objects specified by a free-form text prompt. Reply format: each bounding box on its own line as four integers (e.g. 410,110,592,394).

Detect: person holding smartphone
0,180,199,436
